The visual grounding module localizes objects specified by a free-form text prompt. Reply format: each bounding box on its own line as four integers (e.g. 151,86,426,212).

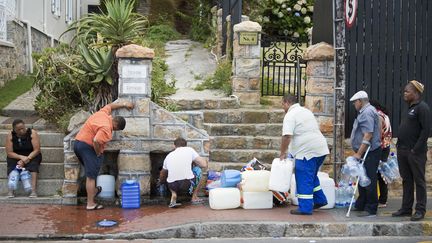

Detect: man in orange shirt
74,101,134,210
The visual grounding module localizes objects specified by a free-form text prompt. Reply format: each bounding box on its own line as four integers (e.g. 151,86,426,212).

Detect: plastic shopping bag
268,158,294,192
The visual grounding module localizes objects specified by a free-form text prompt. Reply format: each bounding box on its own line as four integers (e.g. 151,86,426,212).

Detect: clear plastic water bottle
345,183,354,207
20,170,32,193
8,169,20,190
387,153,400,180
335,185,342,208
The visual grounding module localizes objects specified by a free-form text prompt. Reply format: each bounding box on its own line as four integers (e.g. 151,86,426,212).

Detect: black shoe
352,207,364,212
313,203,328,209
392,209,412,217
290,209,312,215
357,211,376,217
410,212,425,221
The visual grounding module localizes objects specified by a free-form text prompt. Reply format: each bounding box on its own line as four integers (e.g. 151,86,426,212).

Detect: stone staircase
0,116,65,204
202,107,286,170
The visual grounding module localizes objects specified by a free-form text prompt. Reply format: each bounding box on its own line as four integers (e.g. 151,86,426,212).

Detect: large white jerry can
290,172,335,209
268,158,294,192
209,187,241,210
241,191,273,209
240,170,271,192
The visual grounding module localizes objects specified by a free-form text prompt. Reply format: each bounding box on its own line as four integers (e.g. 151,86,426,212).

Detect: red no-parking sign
344,0,358,28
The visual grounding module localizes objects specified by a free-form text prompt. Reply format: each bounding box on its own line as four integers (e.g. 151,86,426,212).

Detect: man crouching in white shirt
160,137,208,208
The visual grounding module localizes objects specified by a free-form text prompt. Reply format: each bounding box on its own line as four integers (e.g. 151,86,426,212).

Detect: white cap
349,90,368,101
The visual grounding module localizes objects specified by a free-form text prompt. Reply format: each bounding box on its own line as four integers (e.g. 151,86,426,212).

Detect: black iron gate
219,0,242,56
345,0,432,137
261,34,308,102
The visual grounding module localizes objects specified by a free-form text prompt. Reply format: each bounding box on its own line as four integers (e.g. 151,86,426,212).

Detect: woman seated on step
6,119,42,198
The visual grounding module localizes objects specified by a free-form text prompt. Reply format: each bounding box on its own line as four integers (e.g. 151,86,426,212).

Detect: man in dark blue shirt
393,80,431,221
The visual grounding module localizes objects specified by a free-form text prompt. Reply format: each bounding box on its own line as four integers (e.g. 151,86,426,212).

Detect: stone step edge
0,221,429,240
0,196,75,206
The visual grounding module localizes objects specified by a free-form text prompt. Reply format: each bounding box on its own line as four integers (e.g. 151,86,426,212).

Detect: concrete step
0,162,64,179
162,97,240,110
204,109,285,124
210,148,279,164
204,123,282,136
208,161,271,171
0,195,69,205
210,136,281,150
0,130,64,147
0,147,64,163
0,179,63,197
0,116,58,131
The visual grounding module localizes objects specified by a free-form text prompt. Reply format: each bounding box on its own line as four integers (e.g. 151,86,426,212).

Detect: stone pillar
232,21,261,105
115,44,155,196
304,42,335,136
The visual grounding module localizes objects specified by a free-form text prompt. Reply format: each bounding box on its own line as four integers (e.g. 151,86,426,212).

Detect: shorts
7,154,42,175
74,140,104,179
167,166,202,195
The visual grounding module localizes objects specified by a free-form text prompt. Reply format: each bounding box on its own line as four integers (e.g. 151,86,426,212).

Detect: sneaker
7,191,14,198
357,211,376,217
410,212,425,221
168,202,182,208
29,192,38,198
313,203,328,209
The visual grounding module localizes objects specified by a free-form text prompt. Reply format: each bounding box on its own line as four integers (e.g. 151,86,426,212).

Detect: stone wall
62,45,209,203
0,20,53,87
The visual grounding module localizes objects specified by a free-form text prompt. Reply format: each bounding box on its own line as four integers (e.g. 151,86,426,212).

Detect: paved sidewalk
0,198,431,240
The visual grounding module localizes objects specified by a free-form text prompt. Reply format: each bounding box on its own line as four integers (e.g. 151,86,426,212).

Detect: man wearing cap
349,90,382,217
392,80,431,221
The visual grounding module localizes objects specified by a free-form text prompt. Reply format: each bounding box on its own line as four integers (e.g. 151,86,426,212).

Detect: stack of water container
290,172,336,209
240,170,273,209
209,168,273,210
209,170,242,209
335,182,355,208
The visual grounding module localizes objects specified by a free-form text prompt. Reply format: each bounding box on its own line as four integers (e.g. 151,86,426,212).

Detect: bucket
220,170,241,187
96,175,115,199
121,180,141,209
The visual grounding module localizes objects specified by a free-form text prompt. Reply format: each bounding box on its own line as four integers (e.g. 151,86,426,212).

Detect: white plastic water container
96,175,115,199
290,173,335,209
240,170,271,192
209,187,241,210
268,158,294,192
242,191,273,209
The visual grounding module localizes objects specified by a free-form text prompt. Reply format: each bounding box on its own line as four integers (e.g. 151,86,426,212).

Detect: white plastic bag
268,158,294,192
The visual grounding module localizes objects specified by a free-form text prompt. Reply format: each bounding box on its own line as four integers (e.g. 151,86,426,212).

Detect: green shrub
33,45,92,127
195,60,232,96
146,24,180,43
151,57,176,104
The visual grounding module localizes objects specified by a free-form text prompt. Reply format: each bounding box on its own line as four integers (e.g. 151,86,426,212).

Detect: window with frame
0,0,16,42
51,0,61,17
65,0,73,23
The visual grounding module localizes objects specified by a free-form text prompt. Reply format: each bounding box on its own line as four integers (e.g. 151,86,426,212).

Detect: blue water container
121,180,141,209
220,170,241,187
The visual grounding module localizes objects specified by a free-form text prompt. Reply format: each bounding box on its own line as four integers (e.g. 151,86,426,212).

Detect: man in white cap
349,90,382,217
392,80,431,221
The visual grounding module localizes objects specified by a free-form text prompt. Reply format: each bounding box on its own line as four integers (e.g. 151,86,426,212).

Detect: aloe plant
65,0,147,47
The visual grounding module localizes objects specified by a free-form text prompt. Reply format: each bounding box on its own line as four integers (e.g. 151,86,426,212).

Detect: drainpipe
42,0,47,33
47,34,54,47
76,0,81,19
20,20,33,73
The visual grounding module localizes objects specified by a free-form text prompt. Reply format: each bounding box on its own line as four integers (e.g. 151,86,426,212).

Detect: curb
1,221,431,240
